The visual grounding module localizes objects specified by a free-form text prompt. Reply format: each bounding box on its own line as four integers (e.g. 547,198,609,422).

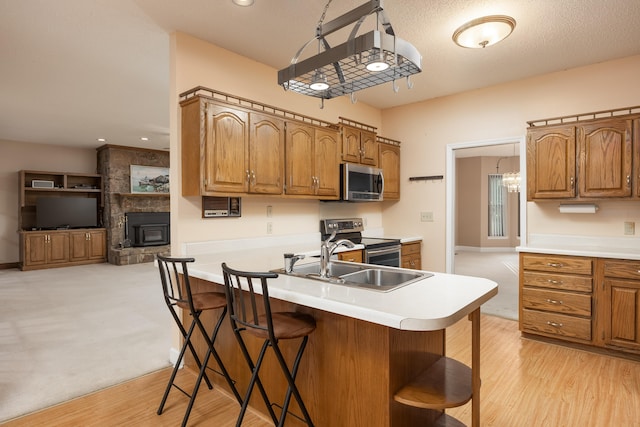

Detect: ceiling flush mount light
453,15,516,49
232,0,254,6
278,0,422,102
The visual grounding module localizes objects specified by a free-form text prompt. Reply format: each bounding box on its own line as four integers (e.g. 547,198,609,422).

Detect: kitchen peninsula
181,236,497,426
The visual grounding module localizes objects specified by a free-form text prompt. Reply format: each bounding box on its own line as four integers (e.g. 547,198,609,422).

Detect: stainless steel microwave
341,163,384,201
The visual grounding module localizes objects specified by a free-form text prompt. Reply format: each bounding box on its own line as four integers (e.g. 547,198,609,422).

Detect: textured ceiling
1,0,640,151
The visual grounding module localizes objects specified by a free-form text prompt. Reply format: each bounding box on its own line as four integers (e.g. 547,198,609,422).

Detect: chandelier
500,142,520,192
277,0,422,103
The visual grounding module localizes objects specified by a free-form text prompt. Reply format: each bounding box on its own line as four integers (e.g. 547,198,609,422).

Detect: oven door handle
365,245,401,257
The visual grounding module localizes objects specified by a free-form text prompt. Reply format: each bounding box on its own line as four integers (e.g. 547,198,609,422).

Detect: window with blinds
488,174,507,237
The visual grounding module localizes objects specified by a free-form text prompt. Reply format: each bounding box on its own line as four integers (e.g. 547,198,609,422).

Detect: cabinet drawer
602,259,640,280
522,271,593,292
522,254,593,275
522,288,591,317
521,309,592,341
401,242,421,256
337,249,363,263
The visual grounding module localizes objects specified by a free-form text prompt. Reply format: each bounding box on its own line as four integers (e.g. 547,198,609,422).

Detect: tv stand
18,170,106,271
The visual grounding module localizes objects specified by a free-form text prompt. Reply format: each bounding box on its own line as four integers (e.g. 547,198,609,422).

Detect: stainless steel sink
274,261,432,292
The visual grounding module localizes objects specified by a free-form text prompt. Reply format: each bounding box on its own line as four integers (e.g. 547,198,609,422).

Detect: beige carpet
0,262,172,423
454,251,519,320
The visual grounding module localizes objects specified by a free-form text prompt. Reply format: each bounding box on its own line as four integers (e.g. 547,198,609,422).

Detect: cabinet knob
547,321,564,328
570,177,575,189
547,262,564,268
626,175,631,187
546,299,563,305
547,279,563,285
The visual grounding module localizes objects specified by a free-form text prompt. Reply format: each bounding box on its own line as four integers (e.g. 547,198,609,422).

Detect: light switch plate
624,221,635,235
421,212,434,222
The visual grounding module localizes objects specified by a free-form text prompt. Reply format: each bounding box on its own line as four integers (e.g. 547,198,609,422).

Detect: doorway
445,137,526,319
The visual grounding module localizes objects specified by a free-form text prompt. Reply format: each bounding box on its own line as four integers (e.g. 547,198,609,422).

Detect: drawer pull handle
546,299,563,305
547,321,563,328
547,279,563,285
547,262,564,268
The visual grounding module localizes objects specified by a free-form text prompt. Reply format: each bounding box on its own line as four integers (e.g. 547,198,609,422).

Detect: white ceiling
2,0,640,152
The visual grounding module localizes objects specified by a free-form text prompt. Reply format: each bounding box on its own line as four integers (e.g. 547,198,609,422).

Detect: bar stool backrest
221,263,279,340
157,255,197,314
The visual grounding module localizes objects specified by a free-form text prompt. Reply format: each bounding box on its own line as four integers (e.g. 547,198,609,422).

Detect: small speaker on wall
32,180,55,188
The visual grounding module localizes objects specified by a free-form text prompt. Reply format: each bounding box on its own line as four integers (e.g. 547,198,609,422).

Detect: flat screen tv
36,197,98,229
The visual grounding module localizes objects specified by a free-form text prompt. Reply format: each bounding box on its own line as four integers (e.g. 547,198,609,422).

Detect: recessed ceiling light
232,0,254,6
140,137,149,141
97,138,106,142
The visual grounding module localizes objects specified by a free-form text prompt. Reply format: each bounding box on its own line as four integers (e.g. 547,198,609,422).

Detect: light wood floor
2,315,640,426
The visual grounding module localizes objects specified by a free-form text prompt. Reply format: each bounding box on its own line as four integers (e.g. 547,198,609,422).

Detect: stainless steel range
320,218,401,267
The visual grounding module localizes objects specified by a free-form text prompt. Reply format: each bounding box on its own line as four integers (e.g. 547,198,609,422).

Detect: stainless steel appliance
320,218,401,267
341,163,384,201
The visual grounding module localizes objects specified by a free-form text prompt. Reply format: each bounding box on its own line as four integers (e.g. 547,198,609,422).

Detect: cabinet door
88,229,106,260
341,125,361,164
578,119,632,198
24,233,48,267
249,113,284,194
603,278,640,352
379,143,400,200
70,231,90,261
314,128,340,198
285,122,315,195
360,130,378,166
204,103,249,193
527,125,576,200
47,232,70,264
635,119,640,198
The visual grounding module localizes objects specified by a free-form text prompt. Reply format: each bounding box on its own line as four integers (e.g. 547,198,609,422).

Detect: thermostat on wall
32,180,55,189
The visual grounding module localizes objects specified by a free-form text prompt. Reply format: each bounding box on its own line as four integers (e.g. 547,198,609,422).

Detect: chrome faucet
284,253,306,273
320,231,355,278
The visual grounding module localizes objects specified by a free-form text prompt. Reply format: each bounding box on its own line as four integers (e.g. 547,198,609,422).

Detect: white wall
381,55,640,272
0,140,96,263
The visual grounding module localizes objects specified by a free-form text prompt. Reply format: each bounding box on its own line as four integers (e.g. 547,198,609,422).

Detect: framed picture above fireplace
130,165,169,194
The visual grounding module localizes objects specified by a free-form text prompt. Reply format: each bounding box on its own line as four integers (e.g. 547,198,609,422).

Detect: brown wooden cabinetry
526,109,638,201
339,119,378,166
337,249,363,263
181,99,284,196
284,122,340,199
600,259,640,354
520,253,594,344
527,124,576,200
578,119,632,198
378,138,401,200
401,241,421,270
18,170,106,270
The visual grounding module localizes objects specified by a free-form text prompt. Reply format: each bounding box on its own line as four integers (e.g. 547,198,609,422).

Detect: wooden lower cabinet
520,253,594,345
21,228,106,270
520,252,640,356
401,241,421,270
600,259,640,354
337,249,363,263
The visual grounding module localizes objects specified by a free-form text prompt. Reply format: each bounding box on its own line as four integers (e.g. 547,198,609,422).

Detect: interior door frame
445,136,527,274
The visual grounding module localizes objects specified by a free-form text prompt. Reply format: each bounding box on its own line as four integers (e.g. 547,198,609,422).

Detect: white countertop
184,236,497,332
518,234,640,260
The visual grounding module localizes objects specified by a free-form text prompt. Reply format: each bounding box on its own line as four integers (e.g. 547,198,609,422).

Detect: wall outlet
624,221,635,235
266,205,272,217
267,222,273,234
420,212,434,222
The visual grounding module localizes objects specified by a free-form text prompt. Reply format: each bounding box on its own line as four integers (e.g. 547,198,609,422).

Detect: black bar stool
156,255,242,427
221,262,316,427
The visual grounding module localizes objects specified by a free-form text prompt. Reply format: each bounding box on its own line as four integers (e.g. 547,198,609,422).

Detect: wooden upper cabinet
578,119,632,198
378,142,400,200
341,124,378,166
527,124,576,200
634,119,640,198
249,113,284,194
285,122,339,199
203,103,249,194
181,99,284,196
314,128,340,198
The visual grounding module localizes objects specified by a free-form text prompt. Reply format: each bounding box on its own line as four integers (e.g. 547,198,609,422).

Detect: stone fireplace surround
97,145,170,265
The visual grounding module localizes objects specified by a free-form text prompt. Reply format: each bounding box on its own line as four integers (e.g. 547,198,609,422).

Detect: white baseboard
455,245,517,253
169,347,184,368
